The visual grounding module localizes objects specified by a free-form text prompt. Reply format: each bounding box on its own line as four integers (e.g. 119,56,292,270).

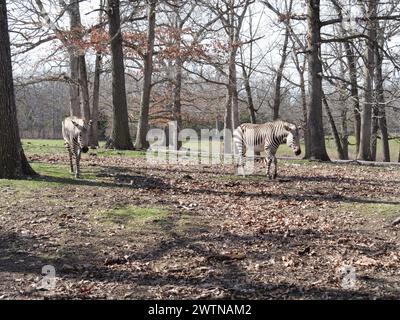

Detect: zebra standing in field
62,116,92,178
233,120,302,179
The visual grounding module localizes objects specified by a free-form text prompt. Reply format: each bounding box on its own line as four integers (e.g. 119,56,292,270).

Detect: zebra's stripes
62,116,92,178
233,120,301,179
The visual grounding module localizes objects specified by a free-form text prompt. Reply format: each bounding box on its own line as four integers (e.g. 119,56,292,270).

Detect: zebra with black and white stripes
233,120,301,179
62,116,92,178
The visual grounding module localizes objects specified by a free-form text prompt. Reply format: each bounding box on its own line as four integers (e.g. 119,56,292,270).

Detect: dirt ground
0,153,399,300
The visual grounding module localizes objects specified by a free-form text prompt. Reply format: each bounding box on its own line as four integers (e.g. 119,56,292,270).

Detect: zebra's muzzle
81,146,89,153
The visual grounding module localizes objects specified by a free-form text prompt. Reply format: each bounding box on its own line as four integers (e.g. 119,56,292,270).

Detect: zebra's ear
88,120,93,127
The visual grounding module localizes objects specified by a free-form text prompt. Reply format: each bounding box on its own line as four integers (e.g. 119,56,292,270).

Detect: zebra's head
284,123,301,156
71,119,93,153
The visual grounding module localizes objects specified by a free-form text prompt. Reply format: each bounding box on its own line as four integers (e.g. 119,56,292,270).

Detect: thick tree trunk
0,0,35,179
135,0,156,150
67,0,82,117
223,90,233,155
306,0,330,161
272,26,290,120
108,0,133,150
79,55,91,121
68,54,81,117
370,105,379,161
358,0,377,161
228,47,239,129
91,52,102,148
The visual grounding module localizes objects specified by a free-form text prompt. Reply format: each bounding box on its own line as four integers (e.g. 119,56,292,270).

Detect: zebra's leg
75,150,81,179
272,156,278,179
65,142,74,174
265,157,273,179
265,148,275,179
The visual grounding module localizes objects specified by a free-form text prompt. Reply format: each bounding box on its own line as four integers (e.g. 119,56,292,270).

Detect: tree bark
241,65,256,123
332,3,361,154
91,52,102,148
79,55,91,121
0,0,35,179
375,24,390,162
358,0,377,161
135,0,156,150
305,0,330,161
272,26,290,120
108,0,133,150
67,0,82,117
322,92,345,159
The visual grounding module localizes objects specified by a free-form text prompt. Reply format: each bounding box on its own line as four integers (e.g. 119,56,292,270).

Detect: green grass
341,202,400,218
22,139,65,155
22,137,399,161
99,205,170,228
0,162,99,191
22,139,145,158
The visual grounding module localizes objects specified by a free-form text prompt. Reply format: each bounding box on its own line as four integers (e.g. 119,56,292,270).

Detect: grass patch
0,162,100,191
22,139,65,155
99,205,170,228
341,202,400,218
22,139,146,158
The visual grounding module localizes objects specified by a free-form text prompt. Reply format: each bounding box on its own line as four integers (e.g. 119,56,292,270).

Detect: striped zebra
62,116,92,178
233,120,301,179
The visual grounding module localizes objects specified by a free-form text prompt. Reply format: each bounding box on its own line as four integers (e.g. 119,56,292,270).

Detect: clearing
0,140,399,299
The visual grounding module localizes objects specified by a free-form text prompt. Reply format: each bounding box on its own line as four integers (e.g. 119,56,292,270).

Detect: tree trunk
0,0,35,179
322,92,345,159
358,0,377,161
228,47,239,129
370,105,379,161
333,3,361,154
272,26,290,120
241,65,256,123
306,0,330,161
79,55,91,121
108,0,133,150
135,0,156,150
173,56,183,149
68,54,81,117
90,0,104,148
67,0,82,117
375,25,390,162
340,108,349,160
223,90,233,155
91,52,102,148
346,45,361,155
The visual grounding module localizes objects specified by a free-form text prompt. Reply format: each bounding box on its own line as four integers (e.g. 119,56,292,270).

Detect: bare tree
135,0,157,150
0,0,35,178
306,0,330,161
108,0,134,149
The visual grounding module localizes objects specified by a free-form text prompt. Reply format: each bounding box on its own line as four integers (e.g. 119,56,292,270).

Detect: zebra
62,116,92,178
233,120,301,179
